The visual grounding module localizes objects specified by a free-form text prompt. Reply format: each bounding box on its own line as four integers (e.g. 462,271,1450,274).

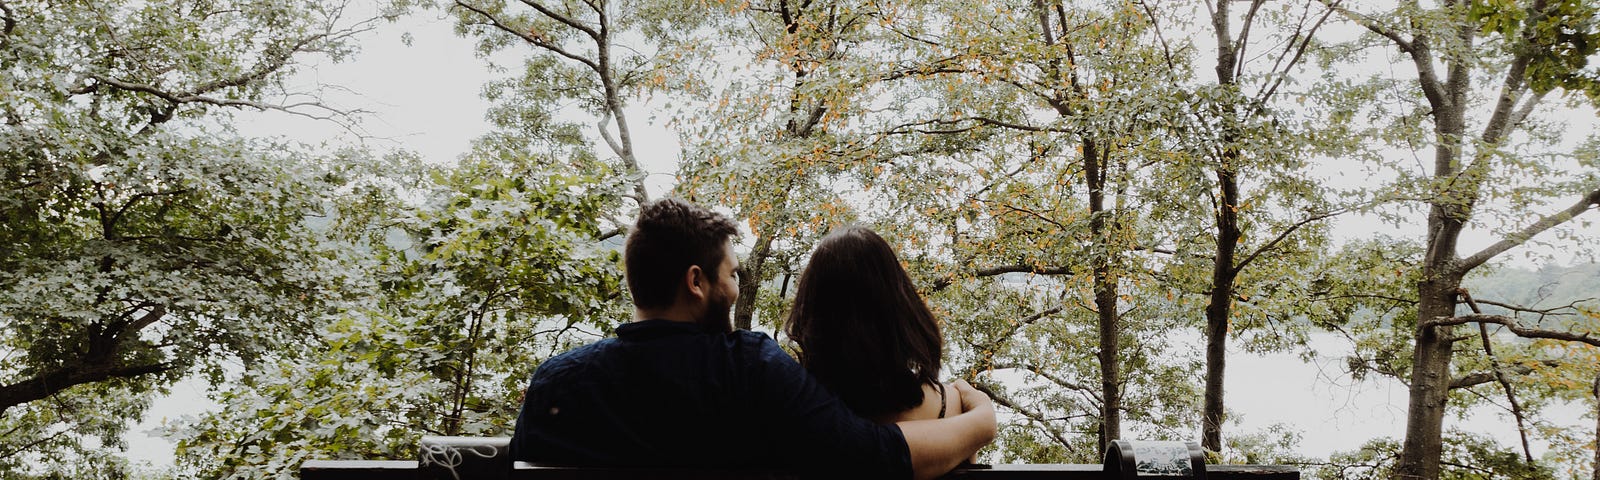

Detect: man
510,198,995,480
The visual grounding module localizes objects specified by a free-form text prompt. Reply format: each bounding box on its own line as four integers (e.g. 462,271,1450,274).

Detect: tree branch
1317,1,1448,109
989,362,1102,402
185,33,327,97
1234,0,1268,80
1232,207,1346,274
516,0,601,40
1448,361,1560,389
1460,290,1533,462
892,116,1075,135
959,305,1067,381
930,264,1071,292
1456,187,1600,274
87,75,356,124
970,379,1085,457
0,429,70,460
0,361,176,416
1422,314,1600,347
454,1,601,74
1255,0,1339,105
1316,0,1412,52
1507,93,1544,132
1467,298,1590,317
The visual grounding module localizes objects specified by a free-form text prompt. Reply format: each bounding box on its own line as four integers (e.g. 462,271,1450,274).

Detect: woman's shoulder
880,382,955,423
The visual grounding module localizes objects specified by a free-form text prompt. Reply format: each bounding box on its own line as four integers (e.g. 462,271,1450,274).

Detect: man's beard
698,286,735,333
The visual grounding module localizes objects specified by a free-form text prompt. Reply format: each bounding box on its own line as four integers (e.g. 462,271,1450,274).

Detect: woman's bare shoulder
882,382,956,423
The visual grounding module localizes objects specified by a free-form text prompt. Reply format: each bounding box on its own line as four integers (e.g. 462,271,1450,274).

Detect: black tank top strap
935,381,947,419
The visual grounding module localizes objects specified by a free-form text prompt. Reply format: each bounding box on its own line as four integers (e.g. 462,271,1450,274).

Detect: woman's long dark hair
785,225,942,419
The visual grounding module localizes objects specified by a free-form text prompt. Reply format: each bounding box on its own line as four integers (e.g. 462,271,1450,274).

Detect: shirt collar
616,318,713,340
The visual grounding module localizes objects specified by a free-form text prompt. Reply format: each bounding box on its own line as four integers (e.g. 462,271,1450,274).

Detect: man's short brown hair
624,198,740,309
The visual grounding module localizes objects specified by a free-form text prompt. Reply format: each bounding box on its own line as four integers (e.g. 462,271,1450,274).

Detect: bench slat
302,460,1300,479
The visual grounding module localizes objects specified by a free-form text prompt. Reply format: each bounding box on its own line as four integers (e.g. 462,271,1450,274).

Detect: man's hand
952,380,990,414
950,379,992,464
900,379,997,480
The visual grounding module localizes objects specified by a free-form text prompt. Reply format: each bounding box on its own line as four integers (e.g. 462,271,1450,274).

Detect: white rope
418,442,502,480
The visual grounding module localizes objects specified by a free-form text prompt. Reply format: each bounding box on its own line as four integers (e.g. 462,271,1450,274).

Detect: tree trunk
1084,137,1121,451
1201,168,1238,453
1397,278,1462,480
1201,0,1241,453
1094,260,1120,452
733,232,774,331
1396,13,1475,475
1592,372,1598,480
1397,91,1471,480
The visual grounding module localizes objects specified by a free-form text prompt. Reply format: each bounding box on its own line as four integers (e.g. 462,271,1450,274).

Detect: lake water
122,331,1591,469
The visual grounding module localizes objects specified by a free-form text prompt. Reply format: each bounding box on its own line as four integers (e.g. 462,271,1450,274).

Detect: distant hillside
1462,262,1599,328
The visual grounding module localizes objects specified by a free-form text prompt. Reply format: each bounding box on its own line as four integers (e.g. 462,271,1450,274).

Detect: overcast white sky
232,6,685,196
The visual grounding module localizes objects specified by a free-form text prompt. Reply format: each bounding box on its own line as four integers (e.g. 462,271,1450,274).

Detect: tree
867,0,1204,456
1136,0,1349,453
410,0,700,206
0,0,376,474
675,0,927,331
168,60,628,477
1319,0,1600,477
170,150,626,478
942,0,1178,451
1319,431,1557,480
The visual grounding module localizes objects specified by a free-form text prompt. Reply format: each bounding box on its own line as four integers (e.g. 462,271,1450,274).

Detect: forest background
2,0,1599,479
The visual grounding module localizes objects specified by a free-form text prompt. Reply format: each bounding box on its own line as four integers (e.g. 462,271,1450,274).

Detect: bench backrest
296,436,1301,480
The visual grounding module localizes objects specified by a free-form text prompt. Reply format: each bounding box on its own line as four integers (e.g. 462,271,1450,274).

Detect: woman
785,225,958,423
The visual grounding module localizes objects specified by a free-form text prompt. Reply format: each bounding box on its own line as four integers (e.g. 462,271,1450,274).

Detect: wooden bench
299,437,1300,479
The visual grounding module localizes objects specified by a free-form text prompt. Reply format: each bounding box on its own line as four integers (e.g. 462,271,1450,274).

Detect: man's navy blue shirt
509,319,912,478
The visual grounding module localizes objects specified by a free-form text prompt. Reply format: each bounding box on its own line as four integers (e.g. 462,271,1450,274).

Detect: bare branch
1316,1,1451,109
0,429,70,460
1234,0,1268,80
893,115,1075,135
1314,292,1417,305
1315,0,1412,52
1422,314,1600,347
929,264,1070,292
1504,90,1545,131
1136,0,1180,75
1232,207,1347,274
1448,360,1561,389
1347,354,1410,383
1032,0,1054,46
185,33,326,97
957,306,1067,380
122,304,168,338
969,379,1085,457
597,112,627,163
989,362,1102,402
1460,290,1533,461
1456,187,1600,274
86,75,359,125
1466,298,1590,317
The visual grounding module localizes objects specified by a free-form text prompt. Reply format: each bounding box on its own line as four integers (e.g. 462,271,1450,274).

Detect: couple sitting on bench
510,198,997,480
